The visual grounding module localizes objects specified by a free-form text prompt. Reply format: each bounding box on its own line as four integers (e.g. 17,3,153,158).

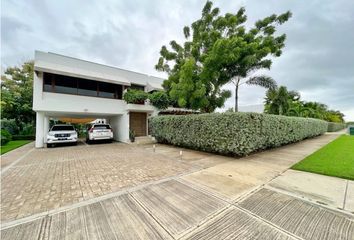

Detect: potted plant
123,89,149,105
129,129,136,142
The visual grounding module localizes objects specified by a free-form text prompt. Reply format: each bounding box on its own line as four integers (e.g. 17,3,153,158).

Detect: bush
149,112,328,156
0,119,19,135
148,91,170,110
327,122,346,132
1,129,12,145
12,135,35,140
19,122,35,135
123,89,149,104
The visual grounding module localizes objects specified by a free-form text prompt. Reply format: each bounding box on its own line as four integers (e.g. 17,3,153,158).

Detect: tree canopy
1,61,35,134
264,86,345,123
156,1,291,112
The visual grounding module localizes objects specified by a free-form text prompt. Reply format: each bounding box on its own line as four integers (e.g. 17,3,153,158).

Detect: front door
129,112,147,137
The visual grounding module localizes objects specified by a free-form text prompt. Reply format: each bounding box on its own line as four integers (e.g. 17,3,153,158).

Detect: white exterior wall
33,51,163,148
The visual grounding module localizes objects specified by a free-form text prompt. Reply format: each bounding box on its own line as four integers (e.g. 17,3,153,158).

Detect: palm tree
233,75,277,112
264,86,300,115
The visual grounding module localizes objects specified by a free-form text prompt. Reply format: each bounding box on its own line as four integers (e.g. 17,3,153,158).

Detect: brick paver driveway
1,134,353,240
1,142,213,223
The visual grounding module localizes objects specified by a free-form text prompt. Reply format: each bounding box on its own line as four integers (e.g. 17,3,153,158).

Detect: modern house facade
33,51,164,148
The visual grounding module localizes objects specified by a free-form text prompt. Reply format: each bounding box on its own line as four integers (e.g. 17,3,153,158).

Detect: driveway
1,133,353,239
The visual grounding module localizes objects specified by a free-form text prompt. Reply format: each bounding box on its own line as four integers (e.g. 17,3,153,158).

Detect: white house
33,51,164,148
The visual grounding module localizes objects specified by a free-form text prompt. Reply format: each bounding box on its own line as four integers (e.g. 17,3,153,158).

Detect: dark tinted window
98,82,115,98
78,79,97,97
54,75,77,94
116,85,123,99
43,73,53,92
51,125,75,131
93,124,111,129
130,84,145,91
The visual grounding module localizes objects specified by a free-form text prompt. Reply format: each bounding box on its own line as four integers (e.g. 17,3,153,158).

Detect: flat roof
34,50,164,89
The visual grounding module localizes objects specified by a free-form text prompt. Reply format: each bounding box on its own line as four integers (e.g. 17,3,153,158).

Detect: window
78,79,97,97
130,84,145,91
98,82,115,99
93,124,111,129
51,125,75,131
43,73,53,92
42,72,123,99
55,75,77,94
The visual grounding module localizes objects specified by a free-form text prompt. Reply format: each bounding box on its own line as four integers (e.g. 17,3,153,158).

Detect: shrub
123,89,149,104
1,129,12,145
19,122,35,135
0,119,19,135
327,122,346,132
148,91,170,110
149,112,328,156
12,135,35,140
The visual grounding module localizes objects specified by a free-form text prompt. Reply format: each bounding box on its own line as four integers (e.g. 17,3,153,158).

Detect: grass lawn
1,140,32,155
292,135,354,180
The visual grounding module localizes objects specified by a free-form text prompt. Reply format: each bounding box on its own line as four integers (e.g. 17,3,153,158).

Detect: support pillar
43,116,49,143
35,112,45,148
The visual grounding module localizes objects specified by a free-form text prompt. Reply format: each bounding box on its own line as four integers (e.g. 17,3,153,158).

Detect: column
35,112,44,148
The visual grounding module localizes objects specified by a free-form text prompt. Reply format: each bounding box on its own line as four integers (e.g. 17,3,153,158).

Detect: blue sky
2,0,354,120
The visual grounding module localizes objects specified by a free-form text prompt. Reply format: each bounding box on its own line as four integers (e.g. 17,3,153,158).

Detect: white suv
86,124,113,143
47,124,78,147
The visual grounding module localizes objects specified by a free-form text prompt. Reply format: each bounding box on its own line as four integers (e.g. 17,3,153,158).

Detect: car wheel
47,143,52,148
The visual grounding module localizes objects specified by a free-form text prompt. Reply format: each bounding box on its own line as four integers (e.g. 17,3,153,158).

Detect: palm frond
246,75,277,90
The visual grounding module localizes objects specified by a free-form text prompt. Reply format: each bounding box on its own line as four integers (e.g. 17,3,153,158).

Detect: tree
156,1,291,112
265,86,300,115
264,86,345,123
1,61,35,134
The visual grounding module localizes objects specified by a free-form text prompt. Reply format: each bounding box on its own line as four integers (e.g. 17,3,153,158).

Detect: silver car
86,124,113,143
47,124,78,147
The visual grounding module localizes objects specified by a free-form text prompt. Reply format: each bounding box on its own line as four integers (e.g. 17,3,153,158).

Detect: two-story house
33,51,164,148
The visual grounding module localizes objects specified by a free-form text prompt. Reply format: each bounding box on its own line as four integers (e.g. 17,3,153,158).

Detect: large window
43,72,123,99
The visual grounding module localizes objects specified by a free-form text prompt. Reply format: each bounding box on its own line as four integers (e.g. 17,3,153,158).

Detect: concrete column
35,112,45,148
43,116,49,143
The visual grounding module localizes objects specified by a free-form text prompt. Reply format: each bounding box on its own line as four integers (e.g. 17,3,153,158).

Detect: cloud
1,0,353,120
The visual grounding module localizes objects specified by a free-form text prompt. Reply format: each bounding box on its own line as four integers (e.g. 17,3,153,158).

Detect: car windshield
51,125,75,131
93,124,111,129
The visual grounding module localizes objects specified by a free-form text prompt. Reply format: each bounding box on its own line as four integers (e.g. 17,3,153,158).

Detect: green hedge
149,112,328,156
11,135,35,140
327,122,346,132
1,129,12,145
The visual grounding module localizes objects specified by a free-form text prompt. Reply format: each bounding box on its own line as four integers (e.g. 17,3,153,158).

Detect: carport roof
34,51,164,87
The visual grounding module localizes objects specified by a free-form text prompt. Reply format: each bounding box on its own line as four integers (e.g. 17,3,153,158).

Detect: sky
1,0,354,121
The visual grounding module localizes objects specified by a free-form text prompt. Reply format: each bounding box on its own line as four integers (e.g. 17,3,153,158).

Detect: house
33,51,164,148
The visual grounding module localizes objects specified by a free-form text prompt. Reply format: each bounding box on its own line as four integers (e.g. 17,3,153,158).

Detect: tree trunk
234,77,240,112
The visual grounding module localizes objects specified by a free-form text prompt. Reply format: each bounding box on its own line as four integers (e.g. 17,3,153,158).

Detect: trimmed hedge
11,135,35,140
149,112,328,156
327,122,346,132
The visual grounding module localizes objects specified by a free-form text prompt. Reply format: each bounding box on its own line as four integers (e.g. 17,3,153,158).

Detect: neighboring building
33,51,164,148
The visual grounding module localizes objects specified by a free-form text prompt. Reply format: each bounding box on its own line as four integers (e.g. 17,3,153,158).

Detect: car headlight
48,132,54,136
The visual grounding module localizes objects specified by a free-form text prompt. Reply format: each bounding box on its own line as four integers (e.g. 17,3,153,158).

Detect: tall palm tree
233,75,277,112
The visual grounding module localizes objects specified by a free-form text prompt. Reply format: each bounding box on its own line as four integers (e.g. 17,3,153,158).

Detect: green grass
292,135,354,180
1,140,32,155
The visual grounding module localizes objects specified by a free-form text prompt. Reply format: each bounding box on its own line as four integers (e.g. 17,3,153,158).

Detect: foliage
1,140,32,155
149,112,327,157
292,135,354,180
1,61,35,133
0,119,19,135
264,85,345,123
129,129,135,142
156,1,291,112
148,91,170,110
1,129,12,145
123,89,149,104
327,122,346,132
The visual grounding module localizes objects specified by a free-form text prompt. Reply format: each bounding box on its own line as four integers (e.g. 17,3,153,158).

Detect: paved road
1,133,353,239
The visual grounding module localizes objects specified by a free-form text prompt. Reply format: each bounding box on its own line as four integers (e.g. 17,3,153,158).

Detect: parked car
47,124,78,147
86,124,114,143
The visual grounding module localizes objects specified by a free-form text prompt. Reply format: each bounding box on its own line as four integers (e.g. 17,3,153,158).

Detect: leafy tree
1,61,35,134
148,91,170,110
156,1,291,112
